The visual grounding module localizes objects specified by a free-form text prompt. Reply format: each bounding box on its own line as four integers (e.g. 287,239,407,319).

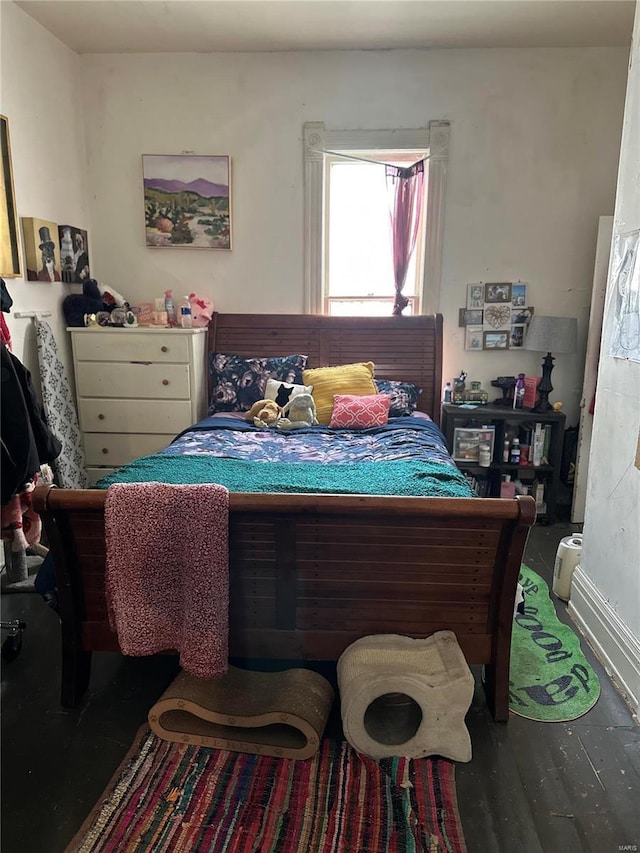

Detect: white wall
572,6,640,712
80,47,628,424
0,1,89,387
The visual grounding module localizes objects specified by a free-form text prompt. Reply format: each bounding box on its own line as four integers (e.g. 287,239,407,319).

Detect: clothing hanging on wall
1,343,62,504
35,320,89,489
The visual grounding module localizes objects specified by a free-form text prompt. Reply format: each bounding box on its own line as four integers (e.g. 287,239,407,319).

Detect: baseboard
569,567,640,714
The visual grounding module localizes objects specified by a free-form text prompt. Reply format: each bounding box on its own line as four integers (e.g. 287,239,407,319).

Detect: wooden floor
1,523,638,853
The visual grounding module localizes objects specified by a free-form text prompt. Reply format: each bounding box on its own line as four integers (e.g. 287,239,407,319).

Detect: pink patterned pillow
329,394,392,429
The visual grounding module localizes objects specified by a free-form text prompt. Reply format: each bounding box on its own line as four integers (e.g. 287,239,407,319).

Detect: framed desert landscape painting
1,115,21,277
143,154,231,249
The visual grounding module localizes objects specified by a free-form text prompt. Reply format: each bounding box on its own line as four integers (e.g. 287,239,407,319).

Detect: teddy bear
277,393,318,430
245,399,282,429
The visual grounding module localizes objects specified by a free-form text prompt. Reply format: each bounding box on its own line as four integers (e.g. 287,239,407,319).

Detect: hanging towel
105,482,229,679
35,319,88,489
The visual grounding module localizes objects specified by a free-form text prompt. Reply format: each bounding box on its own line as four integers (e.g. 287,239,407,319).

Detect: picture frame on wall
142,154,231,249
484,282,512,304
510,324,525,348
511,282,527,307
59,224,90,283
0,115,21,278
22,217,62,282
466,283,485,309
465,325,483,351
483,330,509,349
458,308,483,326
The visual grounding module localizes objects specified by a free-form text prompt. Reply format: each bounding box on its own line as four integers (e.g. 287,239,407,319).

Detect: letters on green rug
509,565,600,722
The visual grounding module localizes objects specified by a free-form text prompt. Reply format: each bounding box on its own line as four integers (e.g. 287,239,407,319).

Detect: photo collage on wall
460,282,533,351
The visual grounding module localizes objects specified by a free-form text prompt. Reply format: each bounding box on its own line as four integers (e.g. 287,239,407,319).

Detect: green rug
509,565,600,722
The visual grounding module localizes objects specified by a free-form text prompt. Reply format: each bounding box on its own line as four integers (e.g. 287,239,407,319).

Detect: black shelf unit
441,403,566,523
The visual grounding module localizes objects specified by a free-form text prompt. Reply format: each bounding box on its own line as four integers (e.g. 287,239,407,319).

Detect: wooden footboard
34,486,535,721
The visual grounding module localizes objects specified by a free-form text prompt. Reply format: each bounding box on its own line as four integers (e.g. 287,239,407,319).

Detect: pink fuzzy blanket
105,482,229,679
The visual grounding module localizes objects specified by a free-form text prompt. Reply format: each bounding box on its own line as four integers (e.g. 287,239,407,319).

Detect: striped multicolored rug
67,727,467,852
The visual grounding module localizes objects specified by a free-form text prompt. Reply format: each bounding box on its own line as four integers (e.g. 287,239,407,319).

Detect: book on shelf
541,424,552,465
532,423,544,466
464,473,490,497
523,376,540,409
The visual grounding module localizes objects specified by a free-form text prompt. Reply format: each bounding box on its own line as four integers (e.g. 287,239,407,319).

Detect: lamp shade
523,315,577,354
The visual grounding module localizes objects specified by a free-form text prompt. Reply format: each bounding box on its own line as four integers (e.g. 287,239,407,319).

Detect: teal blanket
96,454,474,498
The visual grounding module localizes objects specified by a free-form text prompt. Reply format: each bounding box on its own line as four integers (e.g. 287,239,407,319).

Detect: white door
571,216,613,523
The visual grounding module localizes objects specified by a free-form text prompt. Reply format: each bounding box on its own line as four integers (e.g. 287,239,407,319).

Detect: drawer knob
161,346,168,353
102,448,109,455
162,379,169,386
98,413,105,420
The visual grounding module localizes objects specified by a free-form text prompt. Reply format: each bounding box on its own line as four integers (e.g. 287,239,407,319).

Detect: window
304,122,449,316
324,153,426,316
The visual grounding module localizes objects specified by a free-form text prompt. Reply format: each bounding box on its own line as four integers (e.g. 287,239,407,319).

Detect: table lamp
523,315,577,412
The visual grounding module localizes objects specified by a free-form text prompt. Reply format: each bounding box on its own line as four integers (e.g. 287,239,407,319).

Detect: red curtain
386,160,425,316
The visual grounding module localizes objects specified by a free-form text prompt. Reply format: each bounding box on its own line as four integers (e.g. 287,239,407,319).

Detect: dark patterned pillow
209,352,308,413
375,379,422,417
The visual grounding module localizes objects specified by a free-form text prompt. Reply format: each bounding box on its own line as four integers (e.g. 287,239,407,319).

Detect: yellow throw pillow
303,362,376,424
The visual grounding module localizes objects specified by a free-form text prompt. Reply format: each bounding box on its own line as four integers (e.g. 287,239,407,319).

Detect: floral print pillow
375,380,422,417
209,352,308,414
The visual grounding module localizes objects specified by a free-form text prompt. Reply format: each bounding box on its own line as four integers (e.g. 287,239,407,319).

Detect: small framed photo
511,283,527,307
485,282,512,304
467,283,485,309
483,331,509,350
512,306,534,325
459,308,483,326
465,325,483,351
510,324,525,348
453,426,496,463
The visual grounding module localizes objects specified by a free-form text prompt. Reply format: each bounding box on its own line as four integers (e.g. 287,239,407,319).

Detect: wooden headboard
208,313,443,423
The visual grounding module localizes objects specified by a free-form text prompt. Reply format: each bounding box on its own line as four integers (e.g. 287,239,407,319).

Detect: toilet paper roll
337,632,474,762
553,534,583,601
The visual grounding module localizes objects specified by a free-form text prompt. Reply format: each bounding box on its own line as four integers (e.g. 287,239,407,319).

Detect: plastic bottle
443,382,452,404
164,289,176,327
509,437,521,465
179,295,193,329
500,474,516,498
502,438,510,463
513,373,525,409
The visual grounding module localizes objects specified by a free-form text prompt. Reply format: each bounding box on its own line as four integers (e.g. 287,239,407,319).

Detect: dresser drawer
73,331,191,363
87,467,114,486
84,433,176,466
76,362,190,399
79,398,194,433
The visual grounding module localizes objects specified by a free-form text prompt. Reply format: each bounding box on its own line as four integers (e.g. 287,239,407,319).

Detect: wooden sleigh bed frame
33,313,535,721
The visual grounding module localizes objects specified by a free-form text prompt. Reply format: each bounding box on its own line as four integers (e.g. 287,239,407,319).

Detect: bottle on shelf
164,289,176,327
509,437,521,465
443,382,452,404
478,443,491,468
502,437,510,463
513,373,525,409
500,474,516,498
179,295,193,329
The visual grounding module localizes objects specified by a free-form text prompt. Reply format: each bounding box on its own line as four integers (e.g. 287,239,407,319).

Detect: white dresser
68,327,208,485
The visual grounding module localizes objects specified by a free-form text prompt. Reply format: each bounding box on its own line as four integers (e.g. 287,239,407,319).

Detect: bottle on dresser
509,437,521,465
179,295,193,329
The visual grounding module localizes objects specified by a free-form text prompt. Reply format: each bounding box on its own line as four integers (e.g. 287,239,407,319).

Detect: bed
33,313,535,721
